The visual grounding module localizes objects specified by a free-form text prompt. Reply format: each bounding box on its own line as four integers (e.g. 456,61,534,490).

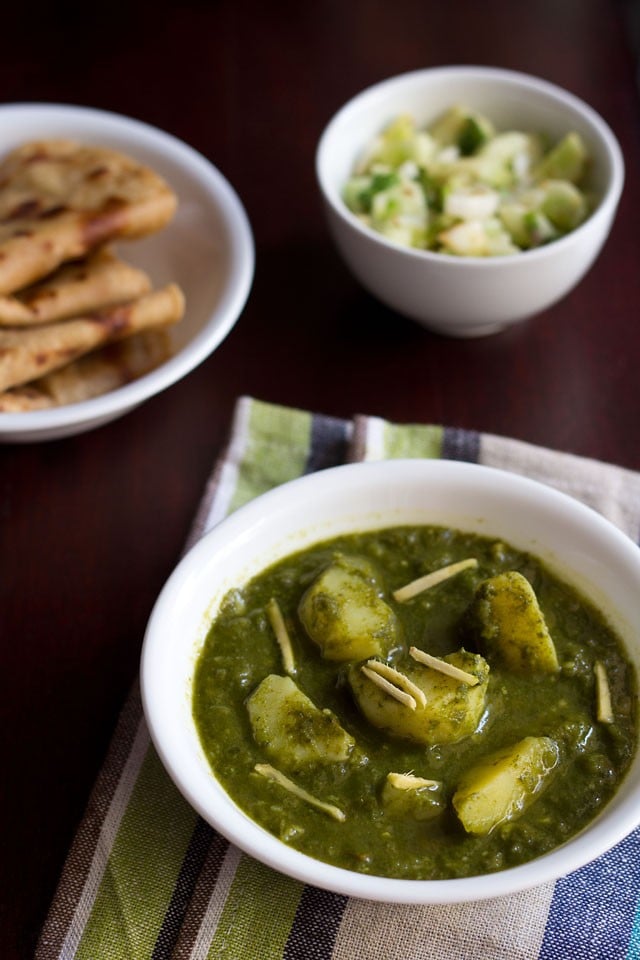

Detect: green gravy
192,525,637,880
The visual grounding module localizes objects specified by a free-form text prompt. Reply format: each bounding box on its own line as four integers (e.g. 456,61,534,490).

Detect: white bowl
0,103,254,442
316,66,624,337
141,459,640,904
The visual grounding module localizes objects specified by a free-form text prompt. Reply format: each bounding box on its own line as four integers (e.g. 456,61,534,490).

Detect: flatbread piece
0,330,173,411
0,247,152,325
0,139,177,294
0,283,184,392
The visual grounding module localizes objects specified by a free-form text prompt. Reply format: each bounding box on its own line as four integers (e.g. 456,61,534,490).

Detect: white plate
0,103,254,442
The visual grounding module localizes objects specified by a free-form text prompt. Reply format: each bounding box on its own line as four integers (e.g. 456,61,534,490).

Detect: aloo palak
192,525,637,880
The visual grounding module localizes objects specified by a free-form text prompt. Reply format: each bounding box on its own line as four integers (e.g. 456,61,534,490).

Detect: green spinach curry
192,525,637,880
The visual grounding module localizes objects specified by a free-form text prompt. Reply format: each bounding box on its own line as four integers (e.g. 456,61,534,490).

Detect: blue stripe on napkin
628,903,640,960
540,828,640,960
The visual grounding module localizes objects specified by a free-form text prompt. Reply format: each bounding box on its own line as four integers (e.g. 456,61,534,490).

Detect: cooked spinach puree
192,525,637,880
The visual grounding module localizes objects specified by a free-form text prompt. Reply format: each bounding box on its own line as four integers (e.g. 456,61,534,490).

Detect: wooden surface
1,1,639,956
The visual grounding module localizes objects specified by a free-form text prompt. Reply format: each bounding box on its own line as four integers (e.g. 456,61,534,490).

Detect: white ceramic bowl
141,459,640,904
316,66,624,337
0,103,254,442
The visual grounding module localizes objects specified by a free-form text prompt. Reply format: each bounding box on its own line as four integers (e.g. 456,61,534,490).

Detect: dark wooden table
2,1,639,956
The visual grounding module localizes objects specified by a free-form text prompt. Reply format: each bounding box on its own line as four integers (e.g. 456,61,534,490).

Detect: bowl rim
141,458,640,904
316,64,625,268
0,101,255,438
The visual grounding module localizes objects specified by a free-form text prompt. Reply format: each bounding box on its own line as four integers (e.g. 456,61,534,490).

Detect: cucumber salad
343,106,592,256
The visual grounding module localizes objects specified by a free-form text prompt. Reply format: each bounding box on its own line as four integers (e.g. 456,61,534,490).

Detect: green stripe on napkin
228,399,311,513
75,748,197,960
207,857,302,959
382,421,443,459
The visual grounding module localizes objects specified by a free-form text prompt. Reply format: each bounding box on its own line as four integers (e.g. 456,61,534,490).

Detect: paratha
0,247,152,325
0,140,177,294
0,330,173,411
0,283,184,392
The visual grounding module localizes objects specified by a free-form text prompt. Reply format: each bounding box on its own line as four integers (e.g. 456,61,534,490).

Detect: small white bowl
141,459,640,904
0,103,254,442
316,66,624,337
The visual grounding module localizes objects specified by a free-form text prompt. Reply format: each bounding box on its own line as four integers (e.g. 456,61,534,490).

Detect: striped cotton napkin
36,397,640,960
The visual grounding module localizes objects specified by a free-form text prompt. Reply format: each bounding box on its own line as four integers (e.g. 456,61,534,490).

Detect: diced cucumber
429,106,495,155
476,131,545,188
499,204,559,248
364,114,420,169
342,175,373,214
536,132,588,183
458,114,495,156
540,178,589,231
428,105,470,146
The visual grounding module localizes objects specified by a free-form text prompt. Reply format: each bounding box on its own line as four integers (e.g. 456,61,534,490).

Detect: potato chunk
247,674,355,769
348,650,489,746
453,735,560,835
466,571,560,674
298,555,397,661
